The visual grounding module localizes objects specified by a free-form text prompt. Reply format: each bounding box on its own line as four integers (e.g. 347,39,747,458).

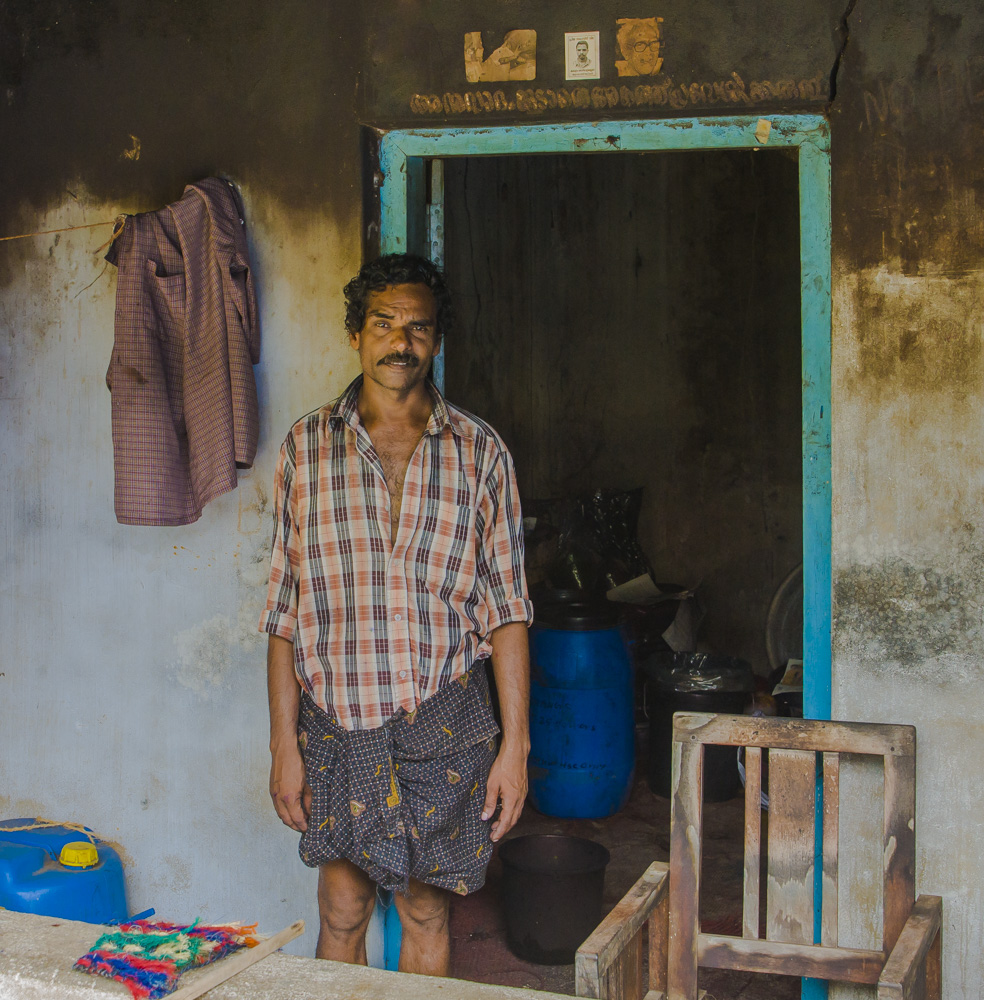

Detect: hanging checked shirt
258,375,532,731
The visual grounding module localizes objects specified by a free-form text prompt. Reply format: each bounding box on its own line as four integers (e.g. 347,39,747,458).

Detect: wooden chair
575,712,942,1000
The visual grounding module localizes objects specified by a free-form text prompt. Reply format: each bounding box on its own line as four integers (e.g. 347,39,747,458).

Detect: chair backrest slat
765,748,816,944
883,751,916,953
821,751,840,946
667,737,704,1000
673,713,913,757
742,746,763,939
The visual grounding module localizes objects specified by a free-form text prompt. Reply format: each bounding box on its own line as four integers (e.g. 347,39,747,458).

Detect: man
259,254,532,977
615,17,664,77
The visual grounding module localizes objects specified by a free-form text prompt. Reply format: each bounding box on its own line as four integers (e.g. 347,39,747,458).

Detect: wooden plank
797,130,833,723
673,713,914,758
926,910,942,1000
667,739,703,1000
883,753,917,953
878,895,943,1000
167,920,305,1000
649,878,669,995
821,751,839,946
577,952,603,1000
385,116,829,159
742,746,763,939
576,861,669,994
405,156,428,256
766,748,815,945
378,138,409,254
604,930,643,1000
698,933,884,984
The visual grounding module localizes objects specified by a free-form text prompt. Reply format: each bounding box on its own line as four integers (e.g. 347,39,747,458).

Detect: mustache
378,353,420,367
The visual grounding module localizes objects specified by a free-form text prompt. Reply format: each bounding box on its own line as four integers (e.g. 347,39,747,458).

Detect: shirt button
394,613,402,621
399,670,407,678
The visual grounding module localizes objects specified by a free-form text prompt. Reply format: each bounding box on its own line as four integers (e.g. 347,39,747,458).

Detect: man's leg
393,877,452,976
315,859,376,964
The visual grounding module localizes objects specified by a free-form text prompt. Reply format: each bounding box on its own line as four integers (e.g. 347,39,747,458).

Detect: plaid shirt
105,178,259,525
259,376,532,731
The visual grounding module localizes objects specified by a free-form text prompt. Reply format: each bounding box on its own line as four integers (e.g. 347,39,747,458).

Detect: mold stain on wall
833,558,982,673
840,264,984,401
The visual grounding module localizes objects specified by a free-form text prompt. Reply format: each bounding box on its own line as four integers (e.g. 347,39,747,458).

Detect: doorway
377,116,831,717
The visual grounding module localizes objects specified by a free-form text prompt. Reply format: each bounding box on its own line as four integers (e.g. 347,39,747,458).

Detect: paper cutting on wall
565,31,600,81
615,17,664,77
465,30,537,82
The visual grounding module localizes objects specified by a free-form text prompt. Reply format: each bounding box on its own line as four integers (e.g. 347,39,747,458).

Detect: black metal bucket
498,834,610,964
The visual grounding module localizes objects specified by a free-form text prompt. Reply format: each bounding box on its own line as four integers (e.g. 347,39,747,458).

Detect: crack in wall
828,0,859,107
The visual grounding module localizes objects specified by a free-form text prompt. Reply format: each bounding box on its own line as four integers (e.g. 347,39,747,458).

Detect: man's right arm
267,634,309,832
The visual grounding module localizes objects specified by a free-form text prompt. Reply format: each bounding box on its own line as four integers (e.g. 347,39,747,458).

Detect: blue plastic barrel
365,888,402,970
527,599,635,818
0,818,128,924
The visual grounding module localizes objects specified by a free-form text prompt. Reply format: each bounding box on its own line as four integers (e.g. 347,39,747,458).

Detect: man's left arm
476,445,534,842
482,621,531,841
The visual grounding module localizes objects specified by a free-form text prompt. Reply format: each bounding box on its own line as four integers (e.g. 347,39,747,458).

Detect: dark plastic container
642,653,754,802
499,834,610,964
528,597,635,819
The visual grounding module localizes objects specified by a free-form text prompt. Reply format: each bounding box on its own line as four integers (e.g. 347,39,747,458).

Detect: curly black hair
343,254,454,339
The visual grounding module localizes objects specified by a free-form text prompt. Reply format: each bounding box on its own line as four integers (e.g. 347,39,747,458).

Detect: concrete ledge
0,909,571,999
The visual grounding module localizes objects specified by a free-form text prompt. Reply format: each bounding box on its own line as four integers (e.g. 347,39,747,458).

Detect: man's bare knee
396,880,450,932
317,861,375,933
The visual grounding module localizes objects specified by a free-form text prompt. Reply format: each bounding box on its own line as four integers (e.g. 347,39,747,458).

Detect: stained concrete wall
829,5,984,996
4,0,984,992
0,1,364,955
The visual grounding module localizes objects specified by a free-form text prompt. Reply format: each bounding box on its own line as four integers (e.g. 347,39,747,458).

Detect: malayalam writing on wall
410,19,827,116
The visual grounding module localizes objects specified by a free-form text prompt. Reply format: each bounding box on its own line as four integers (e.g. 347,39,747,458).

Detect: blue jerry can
0,818,128,924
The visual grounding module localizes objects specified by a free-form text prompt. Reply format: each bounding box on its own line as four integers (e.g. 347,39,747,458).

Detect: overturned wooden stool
576,713,942,1000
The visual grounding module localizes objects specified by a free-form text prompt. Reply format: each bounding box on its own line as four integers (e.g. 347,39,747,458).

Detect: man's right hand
269,743,310,832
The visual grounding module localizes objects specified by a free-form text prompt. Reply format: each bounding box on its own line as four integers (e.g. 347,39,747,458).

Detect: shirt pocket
418,488,477,602
143,258,186,351
421,489,474,547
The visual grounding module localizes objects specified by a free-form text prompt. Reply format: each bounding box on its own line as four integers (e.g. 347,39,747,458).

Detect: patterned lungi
297,661,500,895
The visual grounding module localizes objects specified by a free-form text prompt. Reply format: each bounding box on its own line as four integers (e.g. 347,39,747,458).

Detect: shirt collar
325,375,461,439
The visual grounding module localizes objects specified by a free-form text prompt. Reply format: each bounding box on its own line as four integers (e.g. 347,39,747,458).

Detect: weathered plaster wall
829,4,984,996
0,1,364,955
5,0,984,991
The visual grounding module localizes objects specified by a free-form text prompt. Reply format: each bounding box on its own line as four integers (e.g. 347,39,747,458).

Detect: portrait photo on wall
464,29,537,82
565,31,601,81
615,17,664,76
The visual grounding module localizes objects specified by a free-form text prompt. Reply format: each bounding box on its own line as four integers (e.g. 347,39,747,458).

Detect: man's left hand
482,743,528,841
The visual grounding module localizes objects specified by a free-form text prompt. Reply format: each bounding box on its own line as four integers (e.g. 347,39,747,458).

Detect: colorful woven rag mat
73,918,258,999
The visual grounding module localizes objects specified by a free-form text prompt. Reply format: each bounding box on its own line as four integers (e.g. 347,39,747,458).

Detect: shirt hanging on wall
105,177,260,525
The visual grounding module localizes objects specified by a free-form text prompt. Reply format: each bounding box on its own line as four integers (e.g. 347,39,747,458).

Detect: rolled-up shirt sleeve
258,435,300,641
476,446,534,634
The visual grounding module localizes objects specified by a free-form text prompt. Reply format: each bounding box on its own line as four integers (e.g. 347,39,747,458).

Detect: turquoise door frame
377,116,831,724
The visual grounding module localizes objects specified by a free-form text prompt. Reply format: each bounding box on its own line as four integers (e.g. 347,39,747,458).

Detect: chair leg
926,925,941,1000
648,889,669,997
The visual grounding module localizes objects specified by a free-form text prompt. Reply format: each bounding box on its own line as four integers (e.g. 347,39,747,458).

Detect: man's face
350,283,441,394
576,41,589,64
625,26,661,74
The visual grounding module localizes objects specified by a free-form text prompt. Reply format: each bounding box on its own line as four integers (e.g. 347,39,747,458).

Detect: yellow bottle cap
59,842,99,869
